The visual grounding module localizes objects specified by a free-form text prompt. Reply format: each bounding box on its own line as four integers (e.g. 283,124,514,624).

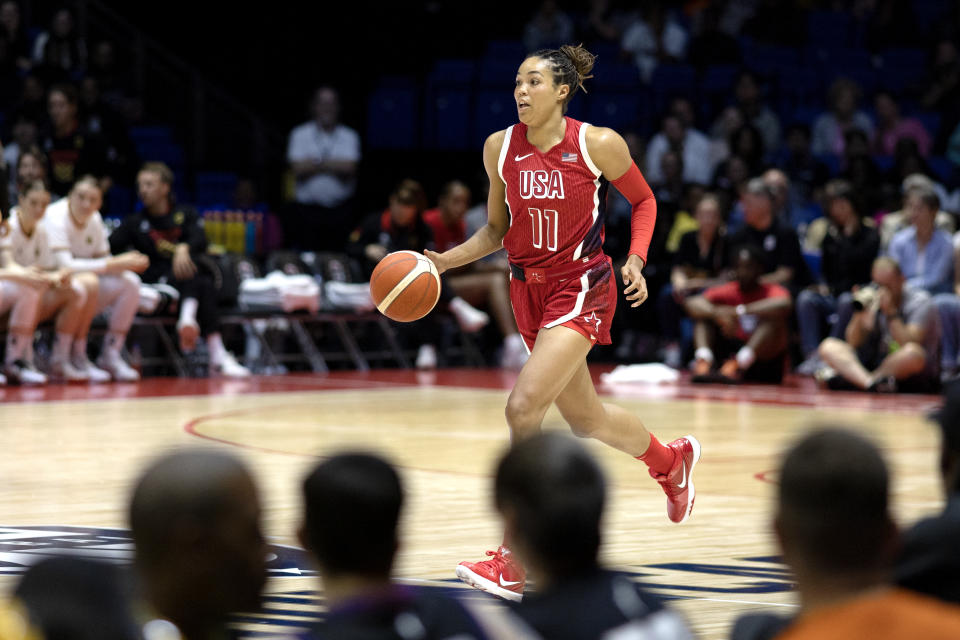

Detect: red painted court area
0,366,941,415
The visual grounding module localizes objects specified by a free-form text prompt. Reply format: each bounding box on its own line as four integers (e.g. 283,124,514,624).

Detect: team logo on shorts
582,312,601,330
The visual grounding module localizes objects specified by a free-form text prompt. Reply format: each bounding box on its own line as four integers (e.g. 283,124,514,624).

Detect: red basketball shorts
509,255,617,352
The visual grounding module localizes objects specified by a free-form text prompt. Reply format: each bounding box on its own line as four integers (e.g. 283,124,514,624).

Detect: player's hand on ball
423,249,447,275
621,255,648,307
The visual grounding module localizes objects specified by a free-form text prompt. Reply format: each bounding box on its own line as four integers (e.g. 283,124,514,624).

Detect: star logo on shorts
582,312,601,330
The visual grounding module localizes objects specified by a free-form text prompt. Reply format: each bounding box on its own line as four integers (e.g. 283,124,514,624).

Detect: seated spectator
14,74,47,126
582,0,633,44
4,115,39,205
818,256,940,393
921,39,960,139
811,77,874,158
645,109,713,187
839,128,883,216
493,432,694,639
795,180,880,375
685,244,791,383
729,71,780,154
735,427,960,640
129,449,267,640
14,557,138,640
45,176,148,382
896,380,960,603
0,180,99,382
14,146,48,195
423,180,528,369
726,177,810,296
888,185,954,295
347,179,489,369
726,166,801,234
652,149,685,212
31,7,86,84
522,0,573,53
0,1,31,72
42,84,111,197
711,153,749,213
109,162,250,377
298,452,502,639
620,1,689,83
707,105,744,169
658,192,727,368
880,174,956,249
874,91,933,158
777,123,831,212
285,86,360,251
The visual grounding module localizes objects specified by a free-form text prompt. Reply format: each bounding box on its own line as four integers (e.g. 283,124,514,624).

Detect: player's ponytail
529,44,596,113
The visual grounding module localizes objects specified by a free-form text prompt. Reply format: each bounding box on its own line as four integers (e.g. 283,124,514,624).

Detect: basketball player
424,45,701,600
45,176,148,382
0,180,99,382
0,212,48,385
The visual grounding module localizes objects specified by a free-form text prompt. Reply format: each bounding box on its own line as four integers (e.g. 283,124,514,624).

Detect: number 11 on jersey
528,208,558,252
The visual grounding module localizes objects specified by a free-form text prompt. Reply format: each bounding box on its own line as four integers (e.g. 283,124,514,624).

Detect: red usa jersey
498,117,608,269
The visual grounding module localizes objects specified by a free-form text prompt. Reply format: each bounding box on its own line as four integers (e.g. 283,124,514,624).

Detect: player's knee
505,391,542,432
121,270,141,291
818,337,844,360
900,343,927,368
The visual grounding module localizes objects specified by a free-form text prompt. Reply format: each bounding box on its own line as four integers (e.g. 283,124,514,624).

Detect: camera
852,285,879,311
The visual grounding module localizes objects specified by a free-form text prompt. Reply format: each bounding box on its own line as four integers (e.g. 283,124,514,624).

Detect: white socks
207,333,227,365
695,347,714,364
53,332,73,363
736,346,756,370
180,297,199,327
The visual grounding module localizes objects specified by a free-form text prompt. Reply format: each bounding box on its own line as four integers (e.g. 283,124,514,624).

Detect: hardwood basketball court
0,368,943,638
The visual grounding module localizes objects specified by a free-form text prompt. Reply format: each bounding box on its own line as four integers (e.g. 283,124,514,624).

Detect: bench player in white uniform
0,180,102,382
0,209,48,385
44,176,149,382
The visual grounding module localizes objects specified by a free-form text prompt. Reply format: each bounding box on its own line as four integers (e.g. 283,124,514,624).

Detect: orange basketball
370,250,441,322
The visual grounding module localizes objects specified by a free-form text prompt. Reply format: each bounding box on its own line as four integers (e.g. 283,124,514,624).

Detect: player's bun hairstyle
529,44,596,113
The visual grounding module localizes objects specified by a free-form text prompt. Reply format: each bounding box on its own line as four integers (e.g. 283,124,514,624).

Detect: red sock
636,433,676,475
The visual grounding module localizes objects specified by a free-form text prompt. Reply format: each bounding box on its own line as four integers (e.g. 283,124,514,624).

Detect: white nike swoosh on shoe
499,575,522,587
515,153,533,161
677,461,688,489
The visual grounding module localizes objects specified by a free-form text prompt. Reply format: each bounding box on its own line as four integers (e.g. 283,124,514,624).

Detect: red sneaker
455,545,525,601
650,435,702,523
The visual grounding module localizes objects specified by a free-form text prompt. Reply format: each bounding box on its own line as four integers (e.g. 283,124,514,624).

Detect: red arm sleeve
611,163,657,265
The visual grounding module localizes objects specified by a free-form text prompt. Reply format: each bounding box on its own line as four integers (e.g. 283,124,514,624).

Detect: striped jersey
498,117,608,269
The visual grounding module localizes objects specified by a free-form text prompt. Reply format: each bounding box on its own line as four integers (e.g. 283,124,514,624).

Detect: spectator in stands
31,7,85,84
888,185,954,294
14,146,47,195
795,180,880,375
921,39,960,141
43,84,111,197
645,109,712,187
88,40,134,105
732,71,780,154
734,427,960,640
658,192,727,369
880,174,955,249
730,123,766,178
299,452,499,639
582,0,632,44
494,432,693,638
651,149,685,212
874,90,932,158
423,180,528,369
79,76,137,192
621,1,689,83
817,256,940,392
129,449,267,640
685,244,791,384
896,381,960,603
286,86,360,251
726,177,810,296
14,557,139,640
45,175,147,382
0,1,31,72
110,162,251,378
778,123,831,211
522,0,574,53
4,115,38,204
13,73,46,125
1,180,100,382
347,179,489,369
839,128,883,216
812,78,874,158
707,105,744,169
711,153,749,213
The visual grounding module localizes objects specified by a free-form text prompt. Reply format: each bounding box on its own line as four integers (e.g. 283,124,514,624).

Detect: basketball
369,250,441,322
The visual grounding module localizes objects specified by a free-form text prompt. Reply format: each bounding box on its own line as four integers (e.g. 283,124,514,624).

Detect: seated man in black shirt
496,432,693,640
109,162,249,377
726,177,810,298
297,452,509,640
896,380,960,604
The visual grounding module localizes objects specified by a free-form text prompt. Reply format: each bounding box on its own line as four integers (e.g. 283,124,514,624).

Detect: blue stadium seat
650,63,697,114
195,172,238,209
589,41,620,66
484,40,525,61
591,62,641,90
881,47,927,71
914,111,941,140
473,90,516,148
814,153,841,177
427,59,477,88
744,44,800,75
366,81,418,150
104,185,134,217
587,91,643,132
807,11,853,46
129,125,174,145
478,58,520,87
423,87,471,150
928,155,953,183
